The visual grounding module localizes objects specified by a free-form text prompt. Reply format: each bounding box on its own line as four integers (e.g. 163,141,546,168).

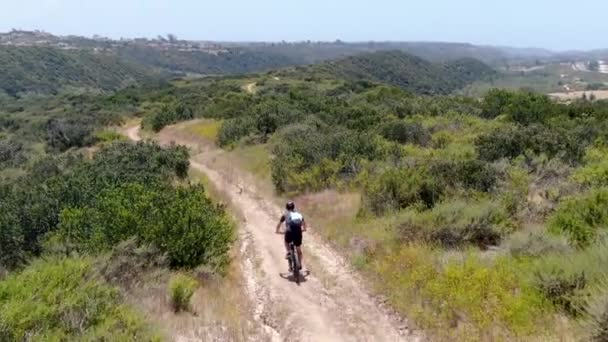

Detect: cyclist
275,201,307,271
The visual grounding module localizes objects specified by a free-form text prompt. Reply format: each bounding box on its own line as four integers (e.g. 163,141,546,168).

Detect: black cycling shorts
285,229,302,247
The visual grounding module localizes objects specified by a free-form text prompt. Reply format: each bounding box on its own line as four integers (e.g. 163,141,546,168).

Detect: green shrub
481,89,555,124
498,163,530,216
0,257,159,341
0,191,25,269
169,273,198,313
96,239,166,288
90,141,190,182
45,118,96,152
584,285,608,341
397,199,511,247
281,158,343,193
57,183,235,269
476,122,591,164
424,256,546,336
0,138,26,169
363,167,442,214
95,130,127,143
379,120,431,146
549,188,608,247
0,141,192,266
480,88,516,119
270,124,379,193
477,124,560,162
374,246,547,338
144,103,194,132
533,268,586,316
573,145,608,186
217,116,256,147
533,242,608,316
428,159,498,192
506,230,571,258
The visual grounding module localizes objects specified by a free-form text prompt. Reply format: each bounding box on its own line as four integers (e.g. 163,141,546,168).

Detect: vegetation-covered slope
0,80,236,339
0,257,160,341
0,46,160,96
129,73,608,340
116,45,296,75
242,41,556,65
4,44,608,340
314,51,496,95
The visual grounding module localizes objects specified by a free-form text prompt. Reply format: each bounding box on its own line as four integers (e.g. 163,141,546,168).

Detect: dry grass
120,260,259,341
183,119,222,142
170,120,274,196
229,144,271,181
296,190,362,245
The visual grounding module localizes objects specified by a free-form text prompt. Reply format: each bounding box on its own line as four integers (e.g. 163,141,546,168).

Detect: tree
167,34,178,43
589,60,600,72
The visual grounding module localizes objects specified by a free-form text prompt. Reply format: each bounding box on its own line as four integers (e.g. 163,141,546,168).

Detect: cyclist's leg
284,231,292,258
294,231,303,270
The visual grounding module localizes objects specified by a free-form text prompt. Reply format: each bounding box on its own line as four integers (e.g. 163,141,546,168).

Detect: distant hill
115,45,295,75
241,41,560,66
314,50,496,95
0,46,160,96
3,30,605,81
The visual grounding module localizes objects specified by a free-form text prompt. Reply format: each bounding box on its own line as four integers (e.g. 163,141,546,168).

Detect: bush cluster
548,188,608,247
396,200,511,247
57,183,234,269
378,120,431,146
0,141,232,272
144,103,194,132
270,124,379,193
364,167,442,214
476,123,592,164
363,159,498,214
169,273,199,313
373,246,545,338
0,257,160,341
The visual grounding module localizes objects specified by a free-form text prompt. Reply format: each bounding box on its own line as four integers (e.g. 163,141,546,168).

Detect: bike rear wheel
290,244,300,284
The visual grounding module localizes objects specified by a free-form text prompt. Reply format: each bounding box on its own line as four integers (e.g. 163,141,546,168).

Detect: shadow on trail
279,270,311,286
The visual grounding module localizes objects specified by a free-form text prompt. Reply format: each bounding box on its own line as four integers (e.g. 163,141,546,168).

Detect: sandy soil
245,82,256,94
127,123,420,342
549,90,608,101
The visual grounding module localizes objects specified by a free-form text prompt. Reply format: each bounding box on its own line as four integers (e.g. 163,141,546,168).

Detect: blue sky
1,0,606,50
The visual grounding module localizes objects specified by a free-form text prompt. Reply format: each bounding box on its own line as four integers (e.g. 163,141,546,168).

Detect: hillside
0,44,496,97
4,30,608,341
314,50,496,94
241,41,559,66
115,45,295,75
0,46,160,96
131,72,608,340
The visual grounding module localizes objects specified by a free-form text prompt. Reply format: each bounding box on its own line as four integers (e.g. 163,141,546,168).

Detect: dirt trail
245,82,256,94
126,125,142,141
128,123,418,342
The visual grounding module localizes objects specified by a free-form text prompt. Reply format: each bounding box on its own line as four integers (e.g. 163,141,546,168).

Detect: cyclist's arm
302,218,307,232
275,215,286,234
275,221,282,234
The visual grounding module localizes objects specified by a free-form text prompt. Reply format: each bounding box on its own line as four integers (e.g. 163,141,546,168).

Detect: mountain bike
287,241,301,284
277,231,302,284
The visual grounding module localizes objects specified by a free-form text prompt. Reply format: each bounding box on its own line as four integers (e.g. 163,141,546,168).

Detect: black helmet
286,201,295,211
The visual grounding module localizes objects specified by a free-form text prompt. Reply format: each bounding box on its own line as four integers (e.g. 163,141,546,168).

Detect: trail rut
127,124,419,342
